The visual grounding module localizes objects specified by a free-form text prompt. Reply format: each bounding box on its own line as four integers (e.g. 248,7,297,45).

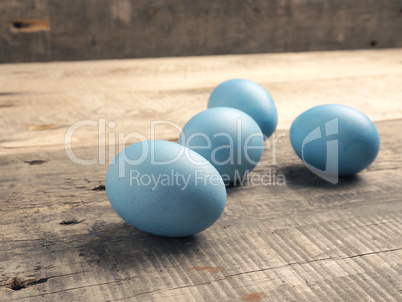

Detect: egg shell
208,79,278,139
179,107,264,183
105,140,227,237
290,104,380,176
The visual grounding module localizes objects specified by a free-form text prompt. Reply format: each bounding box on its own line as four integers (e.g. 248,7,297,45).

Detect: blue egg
290,104,380,178
105,140,226,237
208,79,278,139
179,107,264,183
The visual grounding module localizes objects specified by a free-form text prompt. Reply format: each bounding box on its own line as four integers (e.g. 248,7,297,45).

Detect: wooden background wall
1,0,402,63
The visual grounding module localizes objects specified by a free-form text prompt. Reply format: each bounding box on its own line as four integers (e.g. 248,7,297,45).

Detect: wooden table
0,49,401,301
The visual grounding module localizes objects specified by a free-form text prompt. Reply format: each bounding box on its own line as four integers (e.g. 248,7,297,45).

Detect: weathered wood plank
0,49,402,156
1,50,401,301
1,0,402,63
0,119,401,301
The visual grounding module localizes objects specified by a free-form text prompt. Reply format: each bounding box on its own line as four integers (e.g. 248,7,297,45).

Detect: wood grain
0,49,401,301
1,0,402,63
0,119,401,301
0,48,401,156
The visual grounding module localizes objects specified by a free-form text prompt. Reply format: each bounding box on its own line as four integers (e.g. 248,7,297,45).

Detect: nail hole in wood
10,277,48,290
24,160,47,165
369,40,378,47
60,219,85,225
8,19,50,33
10,277,24,290
92,185,106,191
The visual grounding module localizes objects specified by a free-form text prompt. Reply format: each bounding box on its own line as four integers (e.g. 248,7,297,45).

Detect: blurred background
1,0,402,63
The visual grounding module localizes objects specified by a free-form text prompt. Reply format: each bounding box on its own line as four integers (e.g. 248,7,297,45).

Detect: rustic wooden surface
1,0,402,63
0,49,402,301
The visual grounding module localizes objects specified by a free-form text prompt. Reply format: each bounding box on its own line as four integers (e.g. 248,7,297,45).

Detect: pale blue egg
179,107,264,183
105,140,226,237
208,79,278,139
290,104,380,177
